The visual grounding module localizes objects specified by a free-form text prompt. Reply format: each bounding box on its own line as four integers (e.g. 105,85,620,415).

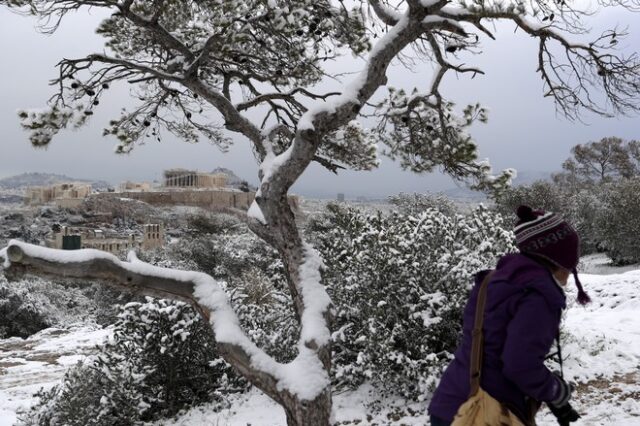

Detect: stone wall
47,224,164,255
25,183,91,206
95,189,255,210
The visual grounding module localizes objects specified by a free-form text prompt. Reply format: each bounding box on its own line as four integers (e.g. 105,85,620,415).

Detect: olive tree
2,0,640,424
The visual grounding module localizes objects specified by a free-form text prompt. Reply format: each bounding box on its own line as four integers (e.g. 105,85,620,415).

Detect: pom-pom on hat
514,205,591,305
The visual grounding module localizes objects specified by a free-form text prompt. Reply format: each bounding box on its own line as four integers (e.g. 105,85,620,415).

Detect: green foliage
595,178,640,265
308,203,515,400
318,121,380,171
373,88,515,195
493,179,605,255
493,180,566,227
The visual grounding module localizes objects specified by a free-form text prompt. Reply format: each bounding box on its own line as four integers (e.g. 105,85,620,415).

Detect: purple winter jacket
428,253,565,422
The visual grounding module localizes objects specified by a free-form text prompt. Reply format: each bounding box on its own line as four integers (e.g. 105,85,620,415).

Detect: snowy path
0,325,110,426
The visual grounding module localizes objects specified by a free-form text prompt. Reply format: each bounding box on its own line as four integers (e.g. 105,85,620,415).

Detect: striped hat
514,205,591,305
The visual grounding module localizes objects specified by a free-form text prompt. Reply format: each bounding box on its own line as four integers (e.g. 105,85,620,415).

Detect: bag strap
469,270,494,396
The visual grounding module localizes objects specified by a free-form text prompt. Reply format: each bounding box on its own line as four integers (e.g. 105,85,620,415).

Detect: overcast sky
0,5,638,198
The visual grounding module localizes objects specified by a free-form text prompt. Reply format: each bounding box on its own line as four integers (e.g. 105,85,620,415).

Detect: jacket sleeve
500,289,561,402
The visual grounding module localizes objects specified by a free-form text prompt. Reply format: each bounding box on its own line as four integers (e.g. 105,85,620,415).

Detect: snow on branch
0,240,329,403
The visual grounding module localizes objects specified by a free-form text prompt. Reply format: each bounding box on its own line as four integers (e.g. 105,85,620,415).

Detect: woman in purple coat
428,206,590,426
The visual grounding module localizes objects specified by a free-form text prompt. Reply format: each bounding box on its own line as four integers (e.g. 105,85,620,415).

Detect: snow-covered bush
0,277,53,338
0,277,113,338
169,230,285,287
387,192,458,217
309,203,515,400
492,180,603,255
565,188,606,256
186,212,242,236
83,284,140,326
228,267,298,362
595,178,640,265
22,298,237,425
493,180,566,226
167,231,298,361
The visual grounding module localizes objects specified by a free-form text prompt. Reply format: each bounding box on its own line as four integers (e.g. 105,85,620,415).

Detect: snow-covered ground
1,266,639,425
580,252,640,275
0,325,111,425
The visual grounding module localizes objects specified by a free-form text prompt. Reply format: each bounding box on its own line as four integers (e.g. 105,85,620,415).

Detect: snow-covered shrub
228,267,298,362
22,298,237,425
492,180,603,255
388,192,458,217
493,180,565,226
309,203,515,400
565,188,605,256
20,365,140,426
595,178,640,265
82,283,141,326
0,277,108,338
168,231,298,362
169,230,284,286
186,212,241,236
0,277,53,338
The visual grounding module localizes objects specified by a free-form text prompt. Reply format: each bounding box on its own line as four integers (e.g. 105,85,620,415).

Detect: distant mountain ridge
0,172,112,190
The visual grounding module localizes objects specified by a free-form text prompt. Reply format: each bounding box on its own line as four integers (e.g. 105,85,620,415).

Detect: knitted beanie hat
514,205,591,305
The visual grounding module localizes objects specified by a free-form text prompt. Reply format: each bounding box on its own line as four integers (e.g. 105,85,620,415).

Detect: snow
256,144,294,194
0,247,8,268
4,241,640,424
0,325,111,426
297,14,408,132
298,244,332,347
157,261,640,425
7,239,118,264
248,200,267,225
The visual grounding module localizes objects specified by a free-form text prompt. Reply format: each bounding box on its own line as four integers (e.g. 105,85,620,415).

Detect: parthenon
163,169,227,189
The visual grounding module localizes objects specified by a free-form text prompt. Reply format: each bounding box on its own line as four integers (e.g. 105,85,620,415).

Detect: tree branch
368,0,401,26
0,240,328,406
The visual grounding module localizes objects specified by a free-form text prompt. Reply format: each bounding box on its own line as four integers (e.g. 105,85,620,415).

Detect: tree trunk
252,189,333,425
283,390,332,426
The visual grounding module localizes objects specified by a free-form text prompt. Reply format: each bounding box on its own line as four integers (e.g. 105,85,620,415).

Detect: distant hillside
0,173,112,191
210,167,256,190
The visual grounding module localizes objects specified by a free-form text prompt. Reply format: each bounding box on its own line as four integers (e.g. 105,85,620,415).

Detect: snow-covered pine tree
2,0,640,423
